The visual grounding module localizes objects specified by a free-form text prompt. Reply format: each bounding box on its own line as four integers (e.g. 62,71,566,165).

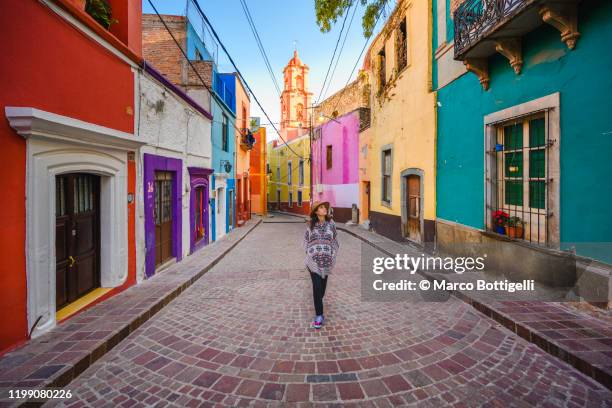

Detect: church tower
280,50,312,141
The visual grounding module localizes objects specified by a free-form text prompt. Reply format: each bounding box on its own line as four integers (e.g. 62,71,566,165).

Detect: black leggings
309,270,328,316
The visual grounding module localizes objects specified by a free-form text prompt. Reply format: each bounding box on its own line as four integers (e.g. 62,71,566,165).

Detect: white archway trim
5,107,143,151
6,107,143,339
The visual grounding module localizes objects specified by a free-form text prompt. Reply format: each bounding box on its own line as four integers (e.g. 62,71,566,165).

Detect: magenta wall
312,110,360,208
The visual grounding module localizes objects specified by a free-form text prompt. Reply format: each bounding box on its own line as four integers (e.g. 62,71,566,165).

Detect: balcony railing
454,0,532,59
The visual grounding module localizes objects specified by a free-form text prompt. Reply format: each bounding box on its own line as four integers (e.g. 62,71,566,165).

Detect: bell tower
280,50,312,141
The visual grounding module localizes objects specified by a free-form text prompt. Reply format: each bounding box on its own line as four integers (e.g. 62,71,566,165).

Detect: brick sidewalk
0,218,261,407
339,223,612,390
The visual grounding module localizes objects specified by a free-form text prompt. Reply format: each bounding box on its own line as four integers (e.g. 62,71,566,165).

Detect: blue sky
142,0,389,140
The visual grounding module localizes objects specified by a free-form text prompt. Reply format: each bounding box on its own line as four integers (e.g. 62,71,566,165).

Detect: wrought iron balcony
454,0,536,59
453,0,581,89
454,0,580,60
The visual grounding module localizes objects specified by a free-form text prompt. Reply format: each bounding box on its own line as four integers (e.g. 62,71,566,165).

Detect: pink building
312,109,365,222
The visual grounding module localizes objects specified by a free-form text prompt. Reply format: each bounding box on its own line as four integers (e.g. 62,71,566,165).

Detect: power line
238,0,282,98
189,0,306,161
145,0,248,142
315,2,352,105
321,1,358,101
330,3,387,116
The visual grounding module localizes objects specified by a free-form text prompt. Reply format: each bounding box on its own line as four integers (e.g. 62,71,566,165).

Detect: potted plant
506,216,525,239
492,210,509,234
85,0,117,29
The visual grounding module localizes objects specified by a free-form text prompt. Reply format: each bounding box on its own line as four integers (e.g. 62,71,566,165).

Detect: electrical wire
145,0,248,141
238,0,282,98
189,0,306,161
320,1,358,101
315,1,353,105
329,3,387,116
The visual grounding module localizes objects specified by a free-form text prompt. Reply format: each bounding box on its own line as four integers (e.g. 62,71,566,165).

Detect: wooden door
406,175,421,242
236,178,242,222
228,189,234,229
56,174,100,309
194,185,208,244
365,181,370,217
154,171,174,266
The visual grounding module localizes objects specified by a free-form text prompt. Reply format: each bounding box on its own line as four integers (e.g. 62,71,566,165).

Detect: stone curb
1,218,262,408
337,224,611,391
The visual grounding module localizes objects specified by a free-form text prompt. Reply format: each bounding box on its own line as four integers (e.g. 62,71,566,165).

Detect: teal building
432,0,612,304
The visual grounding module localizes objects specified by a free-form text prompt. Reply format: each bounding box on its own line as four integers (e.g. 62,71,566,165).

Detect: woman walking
303,201,339,329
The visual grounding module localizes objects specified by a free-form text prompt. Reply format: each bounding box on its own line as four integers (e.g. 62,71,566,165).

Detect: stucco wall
366,0,437,222
267,134,311,206
434,1,612,263
136,71,213,280
249,127,267,215
312,110,360,209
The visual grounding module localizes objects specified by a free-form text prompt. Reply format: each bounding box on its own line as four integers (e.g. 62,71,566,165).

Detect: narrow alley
47,215,611,407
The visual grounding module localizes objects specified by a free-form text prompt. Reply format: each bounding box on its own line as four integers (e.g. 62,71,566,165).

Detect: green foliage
315,0,388,38
507,216,524,227
85,0,117,29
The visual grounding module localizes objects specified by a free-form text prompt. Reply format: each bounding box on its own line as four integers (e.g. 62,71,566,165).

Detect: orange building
234,75,252,226
249,120,267,216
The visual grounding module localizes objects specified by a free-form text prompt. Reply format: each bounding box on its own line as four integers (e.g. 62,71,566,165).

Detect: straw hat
310,201,330,218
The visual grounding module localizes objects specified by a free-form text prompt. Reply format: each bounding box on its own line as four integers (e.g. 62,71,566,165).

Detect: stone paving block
26,216,612,407
338,223,612,391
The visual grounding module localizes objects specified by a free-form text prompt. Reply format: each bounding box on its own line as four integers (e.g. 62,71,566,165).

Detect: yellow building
362,0,436,245
267,133,311,216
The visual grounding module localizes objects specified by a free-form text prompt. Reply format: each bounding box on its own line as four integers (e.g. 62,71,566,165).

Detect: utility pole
309,108,314,210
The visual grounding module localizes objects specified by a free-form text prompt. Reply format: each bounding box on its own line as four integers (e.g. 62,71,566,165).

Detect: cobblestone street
49,216,611,407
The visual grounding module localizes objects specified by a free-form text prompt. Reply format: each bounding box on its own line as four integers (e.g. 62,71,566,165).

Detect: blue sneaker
311,315,324,329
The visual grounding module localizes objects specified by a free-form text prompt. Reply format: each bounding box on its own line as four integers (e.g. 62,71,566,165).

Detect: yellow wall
365,0,436,222
267,133,311,205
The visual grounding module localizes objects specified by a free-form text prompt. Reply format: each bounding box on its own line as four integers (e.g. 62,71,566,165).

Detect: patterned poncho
303,220,339,278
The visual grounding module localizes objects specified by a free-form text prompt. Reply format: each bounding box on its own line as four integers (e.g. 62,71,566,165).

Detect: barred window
490,115,549,244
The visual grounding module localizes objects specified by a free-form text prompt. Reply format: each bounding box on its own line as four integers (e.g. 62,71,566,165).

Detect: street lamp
220,160,232,173
318,113,341,124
